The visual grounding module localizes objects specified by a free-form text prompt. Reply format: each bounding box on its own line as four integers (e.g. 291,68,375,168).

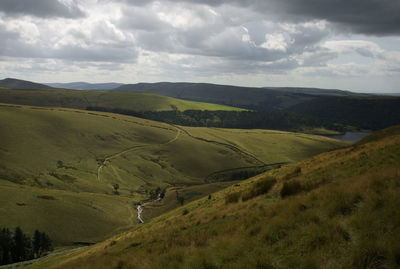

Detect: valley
26,125,400,269
0,102,346,248
1,0,399,267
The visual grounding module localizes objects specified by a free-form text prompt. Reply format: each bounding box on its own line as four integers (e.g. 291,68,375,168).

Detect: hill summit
0,78,54,90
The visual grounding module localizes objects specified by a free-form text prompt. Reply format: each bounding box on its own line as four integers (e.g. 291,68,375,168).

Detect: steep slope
0,78,54,90
33,126,400,269
0,104,345,246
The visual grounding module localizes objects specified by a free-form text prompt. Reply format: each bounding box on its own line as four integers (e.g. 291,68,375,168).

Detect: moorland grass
29,126,400,269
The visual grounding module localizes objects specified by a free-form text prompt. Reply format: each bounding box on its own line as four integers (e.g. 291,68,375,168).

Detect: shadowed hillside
114,82,317,110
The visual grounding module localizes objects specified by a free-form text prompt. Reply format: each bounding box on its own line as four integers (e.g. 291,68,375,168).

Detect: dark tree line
86,107,334,131
87,96,400,132
0,227,52,265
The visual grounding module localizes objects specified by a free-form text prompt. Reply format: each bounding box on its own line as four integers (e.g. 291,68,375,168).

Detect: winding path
96,128,181,181
169,124,265,165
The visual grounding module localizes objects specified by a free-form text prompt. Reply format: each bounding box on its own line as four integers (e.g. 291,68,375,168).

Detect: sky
0,0,399,93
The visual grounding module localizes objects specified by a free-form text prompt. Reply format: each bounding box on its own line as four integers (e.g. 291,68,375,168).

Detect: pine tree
0,228,13,265
12,227,25,262
40,232,52,254
33,230,41,258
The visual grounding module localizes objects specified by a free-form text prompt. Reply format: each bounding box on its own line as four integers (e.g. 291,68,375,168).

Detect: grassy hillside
30,126,400,269
0,104,345,246
0,87,244,112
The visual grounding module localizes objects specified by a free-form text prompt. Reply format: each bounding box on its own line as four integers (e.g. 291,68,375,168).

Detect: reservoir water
327,132,371,143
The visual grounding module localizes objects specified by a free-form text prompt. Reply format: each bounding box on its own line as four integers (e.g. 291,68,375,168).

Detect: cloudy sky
0,0,399,92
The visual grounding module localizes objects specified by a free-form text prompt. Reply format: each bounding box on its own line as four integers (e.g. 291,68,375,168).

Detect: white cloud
261,33,289,51
322,40,385,58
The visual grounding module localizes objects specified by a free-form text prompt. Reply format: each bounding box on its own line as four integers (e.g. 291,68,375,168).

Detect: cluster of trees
0,227,52,265
289,96,400,131
149,187,165,200
175,190,185,205
88,95,400,132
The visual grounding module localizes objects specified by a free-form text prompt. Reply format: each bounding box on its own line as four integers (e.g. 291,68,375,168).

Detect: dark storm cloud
0,0,85,18
265,0,400,36
122,0,400,36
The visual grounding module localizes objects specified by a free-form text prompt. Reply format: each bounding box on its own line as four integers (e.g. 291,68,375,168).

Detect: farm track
170,124,265,165
97,127,181,181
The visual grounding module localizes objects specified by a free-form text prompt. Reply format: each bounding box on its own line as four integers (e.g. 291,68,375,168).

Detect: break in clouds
0,0,399,92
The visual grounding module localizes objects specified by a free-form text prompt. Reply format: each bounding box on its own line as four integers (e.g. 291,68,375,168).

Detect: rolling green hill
0,87,244,112
0,104,345,246
29,126,400,269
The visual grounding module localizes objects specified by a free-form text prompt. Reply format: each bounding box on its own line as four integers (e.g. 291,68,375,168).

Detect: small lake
327,132,371,143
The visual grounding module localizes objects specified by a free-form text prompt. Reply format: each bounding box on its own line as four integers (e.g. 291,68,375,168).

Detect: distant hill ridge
45,82,124,90
0,78,54,90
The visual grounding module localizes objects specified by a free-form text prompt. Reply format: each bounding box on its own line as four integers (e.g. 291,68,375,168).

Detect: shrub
283,166,302,180
225,191,241,204
281,180,302,198
242,176,276,201
36,195,56,200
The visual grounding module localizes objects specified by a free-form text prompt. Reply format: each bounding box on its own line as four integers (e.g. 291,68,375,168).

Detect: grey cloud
0,0,85,18
119,8,167,31
53,44,138,63
122,0,400,36
265,0,400,36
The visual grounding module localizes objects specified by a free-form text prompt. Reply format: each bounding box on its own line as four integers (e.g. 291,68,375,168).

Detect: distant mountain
114,82,319,110
45,82,124,90
0,78,54,90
